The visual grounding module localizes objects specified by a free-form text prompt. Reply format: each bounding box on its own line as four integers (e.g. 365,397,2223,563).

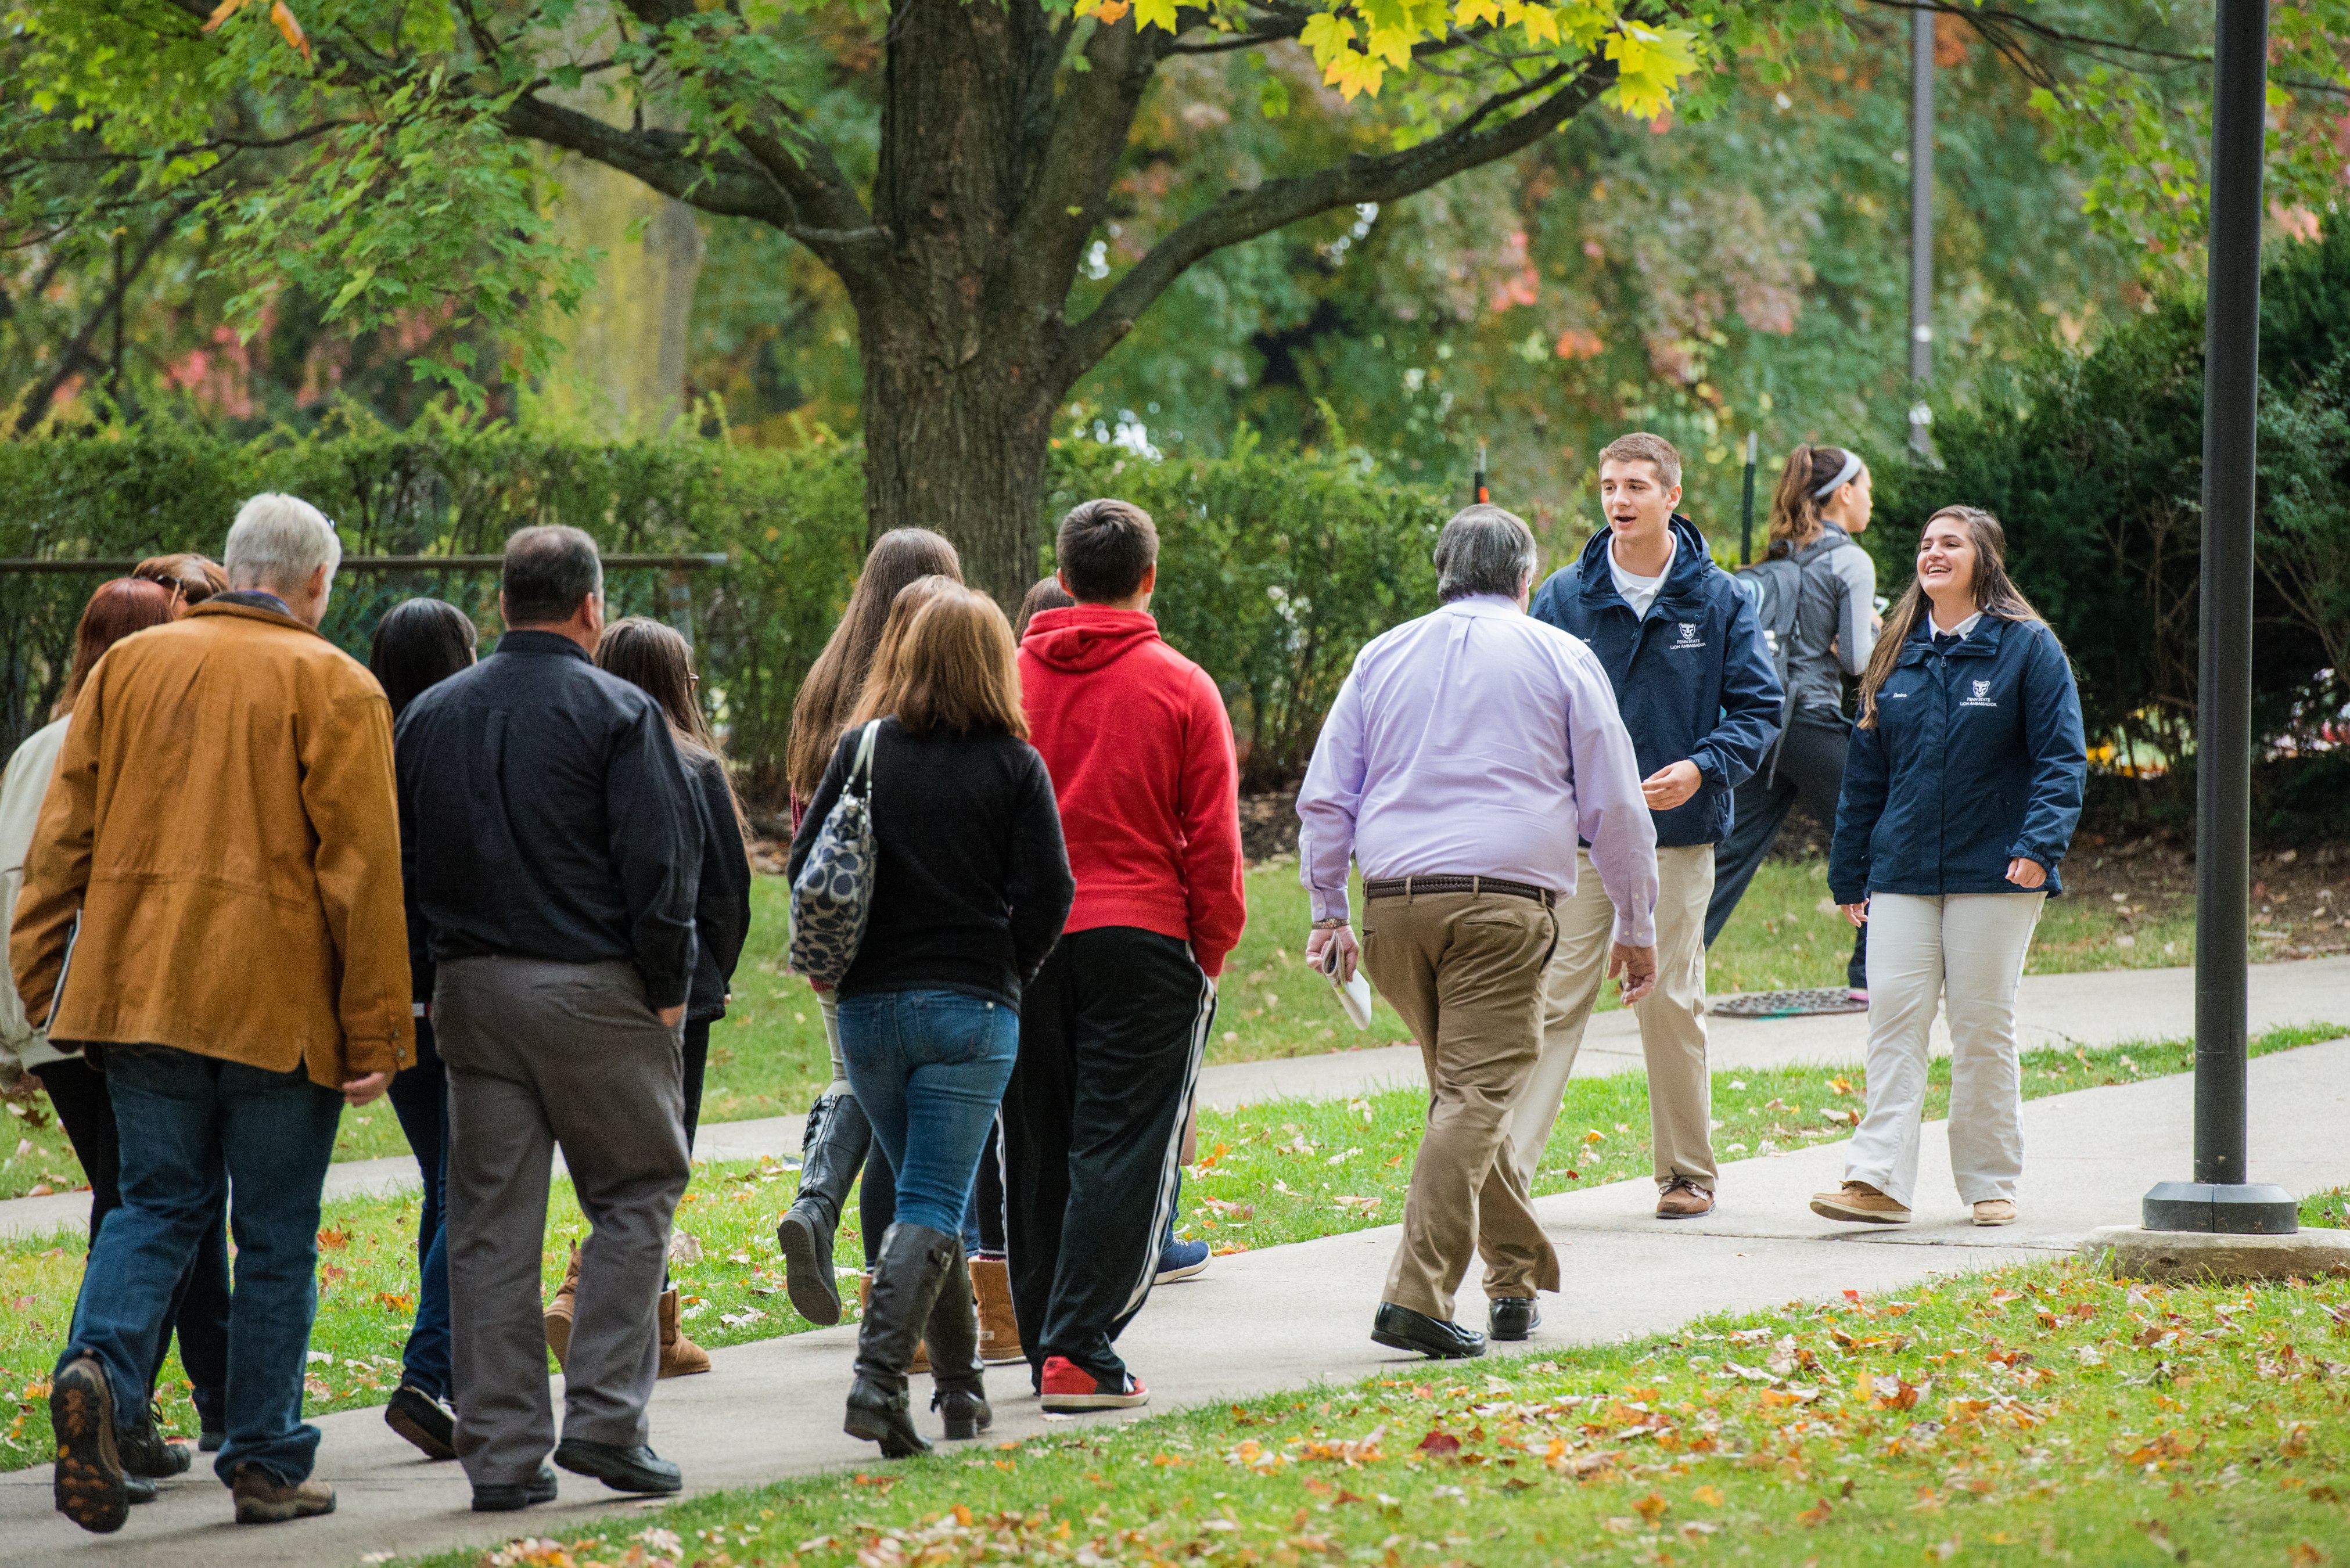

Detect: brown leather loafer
1655,1179,1714,1219
1809,1179,1911,1225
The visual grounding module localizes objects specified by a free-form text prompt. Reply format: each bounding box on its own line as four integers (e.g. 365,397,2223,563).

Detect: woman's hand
1839,900,1870,927
2005,857,2047,890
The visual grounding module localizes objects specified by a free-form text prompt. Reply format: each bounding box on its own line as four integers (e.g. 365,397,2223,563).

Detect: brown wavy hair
1856,505,2051,728
1767,444,1863,554
785,528,961,800
850,583,1027,740
597,616,749,840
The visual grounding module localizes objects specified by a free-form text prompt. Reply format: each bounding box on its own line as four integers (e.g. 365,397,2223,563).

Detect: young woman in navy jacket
1813,505,2086,1229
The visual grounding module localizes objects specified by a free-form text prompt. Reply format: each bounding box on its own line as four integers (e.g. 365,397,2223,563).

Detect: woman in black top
789,584,1074,1458
595,617,757,1378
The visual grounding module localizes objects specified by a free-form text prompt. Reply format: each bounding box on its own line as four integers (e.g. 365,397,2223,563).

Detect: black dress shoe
385,1383,458,1461
1489,1297,1540,1342
554,1438,683,1495
124,1474,157,1505
1371,1302,1487,1360
471,1463,559,1513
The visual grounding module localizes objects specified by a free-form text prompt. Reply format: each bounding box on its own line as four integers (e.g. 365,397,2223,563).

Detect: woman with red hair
1,576,233,1476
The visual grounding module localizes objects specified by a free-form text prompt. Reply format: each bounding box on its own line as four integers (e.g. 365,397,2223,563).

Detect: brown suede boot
859,1274,926,1373
969,1256,1024,1366
657,1288,712,1378
543,1242,582,1369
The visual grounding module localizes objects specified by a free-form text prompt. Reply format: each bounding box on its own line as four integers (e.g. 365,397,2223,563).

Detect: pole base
2141,1180,2299,1235
2082,1225,2350,1284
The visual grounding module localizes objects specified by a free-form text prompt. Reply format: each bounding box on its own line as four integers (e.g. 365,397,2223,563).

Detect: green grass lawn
0,861,2222,1200
5,1022,2338,1470
408,1258,2350,1568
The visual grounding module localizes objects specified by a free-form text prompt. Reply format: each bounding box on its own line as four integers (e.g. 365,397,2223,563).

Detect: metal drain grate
1711,987,1869,1019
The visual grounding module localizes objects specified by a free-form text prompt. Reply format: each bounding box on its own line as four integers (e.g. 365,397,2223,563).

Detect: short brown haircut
851,584,1027,740
1055,498,1159,602
1598,431,1683,490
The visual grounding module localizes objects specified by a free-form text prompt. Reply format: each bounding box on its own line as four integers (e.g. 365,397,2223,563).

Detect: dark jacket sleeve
1688,581,1784,793
1005,746,1076,988
608,703,703,1009
785,731,854,885
393,718,433,1006
1526,567,1574,632
2010,624,2088,875
691,751,754,995
1828,716,1889,906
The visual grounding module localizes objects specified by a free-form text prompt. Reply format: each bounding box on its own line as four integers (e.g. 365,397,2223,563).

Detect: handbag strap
846,719,881,799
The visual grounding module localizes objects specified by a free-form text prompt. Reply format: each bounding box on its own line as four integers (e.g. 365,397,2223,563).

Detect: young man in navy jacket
1512,433,1782,1219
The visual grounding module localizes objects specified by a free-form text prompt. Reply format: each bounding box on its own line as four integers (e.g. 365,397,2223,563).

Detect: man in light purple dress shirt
1298,505,1660,1360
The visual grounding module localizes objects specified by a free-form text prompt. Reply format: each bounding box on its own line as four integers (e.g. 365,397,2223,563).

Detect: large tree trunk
853,0,1079,603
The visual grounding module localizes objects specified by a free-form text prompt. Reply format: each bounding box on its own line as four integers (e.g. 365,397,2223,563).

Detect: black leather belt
1361,874,1557,908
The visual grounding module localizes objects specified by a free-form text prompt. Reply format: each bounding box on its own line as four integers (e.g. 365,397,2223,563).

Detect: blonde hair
850,584,1027,740
1856,505,2053,728
1597,431,1681,490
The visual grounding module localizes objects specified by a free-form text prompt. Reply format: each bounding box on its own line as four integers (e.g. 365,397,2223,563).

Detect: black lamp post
2140,0,2298,1236
1907,6,1934,455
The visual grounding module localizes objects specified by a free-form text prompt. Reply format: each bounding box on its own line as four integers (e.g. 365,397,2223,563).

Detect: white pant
1846,891,2044,1209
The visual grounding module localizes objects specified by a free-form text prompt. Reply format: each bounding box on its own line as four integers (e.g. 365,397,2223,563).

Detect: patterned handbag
787,721,882,984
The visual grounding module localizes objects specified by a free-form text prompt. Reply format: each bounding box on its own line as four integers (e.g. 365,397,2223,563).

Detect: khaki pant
1507,844,1716,1194
1360,888,1560,1322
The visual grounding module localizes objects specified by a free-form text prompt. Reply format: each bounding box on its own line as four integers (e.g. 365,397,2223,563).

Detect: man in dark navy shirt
396,525,702,1512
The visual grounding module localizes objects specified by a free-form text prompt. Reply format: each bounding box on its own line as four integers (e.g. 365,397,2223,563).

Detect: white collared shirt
1609,534,1675,619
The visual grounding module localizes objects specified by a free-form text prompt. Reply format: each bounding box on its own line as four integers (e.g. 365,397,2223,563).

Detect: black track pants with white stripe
1003,926,1213,1389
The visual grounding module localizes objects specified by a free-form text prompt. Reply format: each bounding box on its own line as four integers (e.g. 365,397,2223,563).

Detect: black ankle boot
843,1223,955,1459
924,1238,991,1441
777,1092,872,1326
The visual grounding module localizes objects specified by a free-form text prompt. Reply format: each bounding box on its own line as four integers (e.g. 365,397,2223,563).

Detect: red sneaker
1039,1357,1148,1412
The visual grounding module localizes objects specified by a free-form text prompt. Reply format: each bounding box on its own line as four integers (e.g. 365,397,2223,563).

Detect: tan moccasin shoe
1809,1180,1911,1225
232,1465,336,1524
1655,1179,1715,1219
1972,1199,2018,1227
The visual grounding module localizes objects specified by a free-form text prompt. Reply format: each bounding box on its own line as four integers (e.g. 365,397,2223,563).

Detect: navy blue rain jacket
1529,516,1784,847
1828,614,2087,904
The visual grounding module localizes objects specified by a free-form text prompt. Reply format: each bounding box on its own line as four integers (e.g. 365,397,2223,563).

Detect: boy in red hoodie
1008,498,1246,1412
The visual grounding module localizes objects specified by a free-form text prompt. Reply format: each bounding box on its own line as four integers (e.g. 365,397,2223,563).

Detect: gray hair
502,525,605,624
224,493,342,597
1433,505,1538,602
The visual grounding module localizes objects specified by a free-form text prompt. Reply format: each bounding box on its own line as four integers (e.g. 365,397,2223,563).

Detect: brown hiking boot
544,1242,581,1369
1655,1178,1715,1218
657,1288,712,1378
858,1274,927,1373
50,1354,128,1535
232,1465,336,1524
969,1256,1024,1365
1809,1180,1912,1225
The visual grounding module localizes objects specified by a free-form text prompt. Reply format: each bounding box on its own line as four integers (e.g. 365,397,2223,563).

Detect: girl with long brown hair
593,617,756,1380
775,534,961,1333
1812,505,2086,1231
788,584,1073,1459
1706,443,1881,998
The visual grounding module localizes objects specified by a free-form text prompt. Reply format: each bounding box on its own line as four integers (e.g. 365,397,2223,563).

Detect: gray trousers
436,955,689,1487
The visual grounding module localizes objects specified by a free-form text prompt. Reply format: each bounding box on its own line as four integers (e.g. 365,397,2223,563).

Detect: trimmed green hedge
0,417,1446,804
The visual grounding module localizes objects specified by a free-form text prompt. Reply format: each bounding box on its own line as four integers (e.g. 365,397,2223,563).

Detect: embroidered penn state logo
1668,622,1706,651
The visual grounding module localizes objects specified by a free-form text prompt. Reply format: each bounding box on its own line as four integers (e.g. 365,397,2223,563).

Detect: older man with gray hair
1297,505,1659,1360
18,493,412,1531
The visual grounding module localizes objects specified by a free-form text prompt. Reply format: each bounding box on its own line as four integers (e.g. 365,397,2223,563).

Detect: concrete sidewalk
3,1030,2344,1568
2,954,2341,1244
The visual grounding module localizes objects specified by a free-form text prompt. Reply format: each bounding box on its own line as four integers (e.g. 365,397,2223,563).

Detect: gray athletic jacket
1781,524,1877,716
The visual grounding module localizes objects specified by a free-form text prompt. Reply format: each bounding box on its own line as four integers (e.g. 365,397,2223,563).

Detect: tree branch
1008,19,1176,316
1055,60,1609,383
13,206,182,435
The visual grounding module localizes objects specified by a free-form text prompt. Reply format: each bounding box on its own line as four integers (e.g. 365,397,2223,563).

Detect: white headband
1812,449,1863,500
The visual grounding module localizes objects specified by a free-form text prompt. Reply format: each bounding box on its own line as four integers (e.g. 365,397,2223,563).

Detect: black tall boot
924,1239,991,1440
844,1223,955,1459
777,1091,872,1326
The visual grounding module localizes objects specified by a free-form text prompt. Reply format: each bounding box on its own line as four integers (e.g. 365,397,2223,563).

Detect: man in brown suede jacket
12,492,411,1534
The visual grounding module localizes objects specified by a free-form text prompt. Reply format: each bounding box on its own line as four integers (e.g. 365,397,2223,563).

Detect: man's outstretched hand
1609,941,1659,1005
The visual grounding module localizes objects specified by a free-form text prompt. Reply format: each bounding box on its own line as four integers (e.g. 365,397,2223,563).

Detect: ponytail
1767,444,1862,555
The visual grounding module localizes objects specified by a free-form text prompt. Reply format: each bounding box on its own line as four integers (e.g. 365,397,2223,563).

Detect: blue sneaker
1155,1235,1210,1284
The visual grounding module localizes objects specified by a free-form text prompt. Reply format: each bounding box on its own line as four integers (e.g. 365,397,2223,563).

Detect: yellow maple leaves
1075,0,1699,113
200,0,312,62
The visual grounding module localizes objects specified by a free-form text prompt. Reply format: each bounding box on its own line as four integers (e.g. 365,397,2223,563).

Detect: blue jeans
58,1045,342,1486
839,990,1019,1237
385,1016,451,1402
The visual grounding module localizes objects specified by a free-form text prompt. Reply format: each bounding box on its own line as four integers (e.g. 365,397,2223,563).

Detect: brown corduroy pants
1359,887,1561,1324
